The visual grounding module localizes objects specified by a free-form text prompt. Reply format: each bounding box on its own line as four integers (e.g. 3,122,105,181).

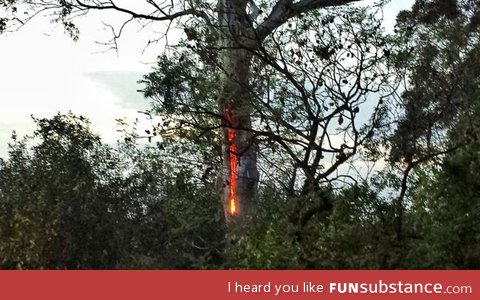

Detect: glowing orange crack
225,105,239,216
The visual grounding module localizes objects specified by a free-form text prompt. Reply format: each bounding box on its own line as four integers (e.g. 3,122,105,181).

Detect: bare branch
74,0,211,23
258,0,362,39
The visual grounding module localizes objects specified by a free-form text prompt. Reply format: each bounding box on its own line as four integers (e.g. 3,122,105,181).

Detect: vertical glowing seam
225,105,238,216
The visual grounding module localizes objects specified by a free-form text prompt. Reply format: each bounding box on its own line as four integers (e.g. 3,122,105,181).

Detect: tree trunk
216,0,259,224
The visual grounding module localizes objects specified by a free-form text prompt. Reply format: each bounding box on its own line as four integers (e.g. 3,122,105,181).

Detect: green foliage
1,110,479,270
385,0,480,269
0,114,121,269
223,182,413,270
408,109,480,269
0,113,224,269
305,185,398,269
224,188,301,269
389,0,480,164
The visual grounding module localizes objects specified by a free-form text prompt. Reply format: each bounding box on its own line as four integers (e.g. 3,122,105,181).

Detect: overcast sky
0,0,414,159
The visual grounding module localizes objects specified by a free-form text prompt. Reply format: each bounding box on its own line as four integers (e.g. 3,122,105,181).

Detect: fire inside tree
225,105,239,216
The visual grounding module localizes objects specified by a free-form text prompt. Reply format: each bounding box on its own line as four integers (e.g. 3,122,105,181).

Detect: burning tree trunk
216,0,259,224
222,102,259,223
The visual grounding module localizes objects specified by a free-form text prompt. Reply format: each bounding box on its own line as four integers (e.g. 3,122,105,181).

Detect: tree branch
258,0,362,39
74,0,211,23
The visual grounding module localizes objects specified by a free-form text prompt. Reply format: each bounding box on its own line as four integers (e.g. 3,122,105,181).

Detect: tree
387,0,480,269
1,0,402,226
138,2,398,226
383,0,480,240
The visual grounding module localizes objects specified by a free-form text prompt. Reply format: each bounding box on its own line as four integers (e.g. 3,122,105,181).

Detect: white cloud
0,14,158,158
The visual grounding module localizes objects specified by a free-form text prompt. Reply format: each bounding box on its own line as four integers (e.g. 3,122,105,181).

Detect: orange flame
226,105,239,216
229,196,237,215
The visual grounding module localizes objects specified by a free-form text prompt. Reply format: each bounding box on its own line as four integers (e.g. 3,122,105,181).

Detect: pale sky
0,0,414,159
